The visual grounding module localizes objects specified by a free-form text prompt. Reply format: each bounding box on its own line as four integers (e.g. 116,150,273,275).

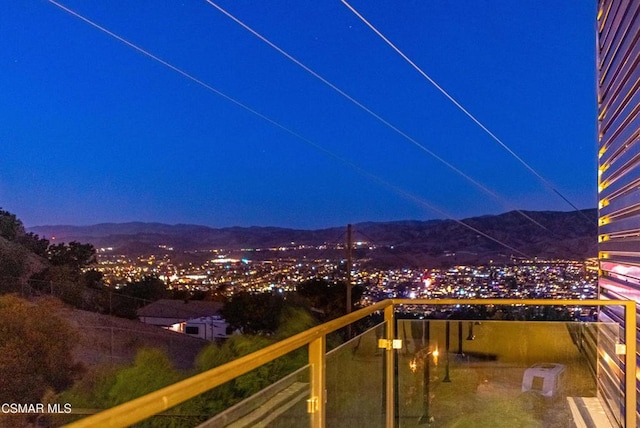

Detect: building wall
596,0,640,425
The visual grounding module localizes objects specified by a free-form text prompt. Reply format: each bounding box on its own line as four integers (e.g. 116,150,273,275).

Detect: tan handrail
63,298,636,428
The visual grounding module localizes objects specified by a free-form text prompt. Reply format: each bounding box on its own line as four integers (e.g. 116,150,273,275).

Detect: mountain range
28,209,598,267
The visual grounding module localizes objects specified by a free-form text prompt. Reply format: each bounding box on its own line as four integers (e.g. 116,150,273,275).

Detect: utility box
521,363,565,397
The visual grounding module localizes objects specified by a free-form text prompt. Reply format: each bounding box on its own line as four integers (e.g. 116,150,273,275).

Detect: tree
0,296,80,403
81,269,104,290
297,278,363,322
30,241,99,307
120,276,168,302
0,210,42,295
274,306,317,340
107,348,183,405
97,276,170,319
221,292,286,335
16,232,49,257
0,208,25,241
30,265,86,308
47,241,96,269
0,246,27,294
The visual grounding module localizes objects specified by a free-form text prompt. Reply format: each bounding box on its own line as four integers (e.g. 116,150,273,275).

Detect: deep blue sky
2,1,596,229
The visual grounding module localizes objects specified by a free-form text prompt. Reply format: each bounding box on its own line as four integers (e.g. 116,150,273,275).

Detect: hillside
56,304,209,370
28,209,598,265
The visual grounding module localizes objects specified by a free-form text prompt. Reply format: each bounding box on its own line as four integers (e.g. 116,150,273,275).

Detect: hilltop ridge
29,209,597,266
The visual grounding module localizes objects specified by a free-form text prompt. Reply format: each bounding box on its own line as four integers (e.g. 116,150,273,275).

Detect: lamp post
415,321,437,425
443,321,451,383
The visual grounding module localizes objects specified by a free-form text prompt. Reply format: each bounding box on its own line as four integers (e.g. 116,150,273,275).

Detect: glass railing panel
325,323,386,428
56,352,310,427
396,320,620,428
197,365,311,428
593,321,625,428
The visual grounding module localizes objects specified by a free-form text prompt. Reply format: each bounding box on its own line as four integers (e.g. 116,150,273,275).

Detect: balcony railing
63,299,637,428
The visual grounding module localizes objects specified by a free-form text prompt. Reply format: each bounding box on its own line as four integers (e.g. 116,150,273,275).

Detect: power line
201,0,549,232
45,0,529,258
340,0,593,225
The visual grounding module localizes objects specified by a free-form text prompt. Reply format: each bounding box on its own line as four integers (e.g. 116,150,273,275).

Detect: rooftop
137,299,223,320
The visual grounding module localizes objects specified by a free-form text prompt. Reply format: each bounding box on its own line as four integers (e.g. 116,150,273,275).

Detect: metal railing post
623,301,636,428
309,335,326,428
385,304,395,428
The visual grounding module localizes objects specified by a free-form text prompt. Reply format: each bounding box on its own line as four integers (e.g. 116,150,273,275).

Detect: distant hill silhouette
29,209,597,267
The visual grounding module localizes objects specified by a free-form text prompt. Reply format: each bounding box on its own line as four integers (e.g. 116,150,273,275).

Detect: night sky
2,1,596,229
